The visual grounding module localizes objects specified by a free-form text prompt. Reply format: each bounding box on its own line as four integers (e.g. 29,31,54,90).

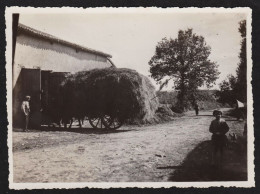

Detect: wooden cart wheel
102,115,124,130
89,116,106,129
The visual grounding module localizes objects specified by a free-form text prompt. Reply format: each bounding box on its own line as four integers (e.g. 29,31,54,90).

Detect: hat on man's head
213,110,222,116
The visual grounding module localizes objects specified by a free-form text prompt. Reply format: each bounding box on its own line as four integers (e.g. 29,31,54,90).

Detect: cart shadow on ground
162,140,247,182
14,126,133,135
41,125,134,134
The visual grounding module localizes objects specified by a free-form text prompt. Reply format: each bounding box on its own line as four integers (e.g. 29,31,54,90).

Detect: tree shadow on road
167,140,247,182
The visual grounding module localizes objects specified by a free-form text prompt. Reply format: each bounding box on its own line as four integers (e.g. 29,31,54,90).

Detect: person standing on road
194,102,199,116
21,95,31,132
209,110,229,167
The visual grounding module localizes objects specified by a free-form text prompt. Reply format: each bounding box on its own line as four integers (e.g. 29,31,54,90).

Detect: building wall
13,33,112,87
13,32,113,127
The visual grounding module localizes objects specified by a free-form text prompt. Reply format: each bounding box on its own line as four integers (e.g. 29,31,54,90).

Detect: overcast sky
19,9,248,90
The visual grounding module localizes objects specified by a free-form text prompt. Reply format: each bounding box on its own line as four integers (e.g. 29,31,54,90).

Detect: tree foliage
217,20,247,105
149,29,220,110
235,20,247,102
216,74,237,106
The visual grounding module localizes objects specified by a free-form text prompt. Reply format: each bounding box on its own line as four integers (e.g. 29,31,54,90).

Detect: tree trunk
178,72,186,111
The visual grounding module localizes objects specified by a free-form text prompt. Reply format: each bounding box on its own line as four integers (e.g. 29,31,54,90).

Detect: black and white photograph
5,7,254,188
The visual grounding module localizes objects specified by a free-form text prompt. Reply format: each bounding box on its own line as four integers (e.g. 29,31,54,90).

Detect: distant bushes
156,91,178,105
157,90,227,113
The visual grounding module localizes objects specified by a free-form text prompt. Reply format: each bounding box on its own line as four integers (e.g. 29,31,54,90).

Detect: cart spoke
95,118,100,127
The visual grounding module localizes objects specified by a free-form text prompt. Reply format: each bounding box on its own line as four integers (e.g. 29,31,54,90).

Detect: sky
18,8,248,90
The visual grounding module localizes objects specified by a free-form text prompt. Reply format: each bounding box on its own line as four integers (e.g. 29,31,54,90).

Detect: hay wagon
60,70,128,130
52,95,125,130
59,88,126,130
59,68,158,130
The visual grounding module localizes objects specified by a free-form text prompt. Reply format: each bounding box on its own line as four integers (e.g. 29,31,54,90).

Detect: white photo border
5,7,254,189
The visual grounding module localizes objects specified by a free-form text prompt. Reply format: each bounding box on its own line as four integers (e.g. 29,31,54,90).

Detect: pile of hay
152,104,183,123
156,104,177,117
61,68,159,123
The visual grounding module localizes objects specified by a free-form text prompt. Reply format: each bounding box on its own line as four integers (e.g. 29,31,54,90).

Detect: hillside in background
156,90,228,111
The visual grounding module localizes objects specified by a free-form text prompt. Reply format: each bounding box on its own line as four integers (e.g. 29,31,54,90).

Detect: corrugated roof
17,23,112,58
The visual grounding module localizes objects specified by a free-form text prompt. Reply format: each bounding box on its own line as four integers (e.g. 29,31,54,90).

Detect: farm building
13,23,114,127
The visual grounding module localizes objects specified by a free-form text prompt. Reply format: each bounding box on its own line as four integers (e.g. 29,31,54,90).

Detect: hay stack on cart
60,68,159,129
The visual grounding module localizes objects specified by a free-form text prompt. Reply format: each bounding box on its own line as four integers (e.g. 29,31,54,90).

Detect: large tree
149,29,219,110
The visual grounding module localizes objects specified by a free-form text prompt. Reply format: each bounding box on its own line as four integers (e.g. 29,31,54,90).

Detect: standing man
209,110,229,167
21,95,31,132
194,102,199,116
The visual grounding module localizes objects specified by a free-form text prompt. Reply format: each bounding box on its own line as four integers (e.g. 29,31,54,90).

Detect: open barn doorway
13,68,41,128
41,71,69,126
13,68,69,129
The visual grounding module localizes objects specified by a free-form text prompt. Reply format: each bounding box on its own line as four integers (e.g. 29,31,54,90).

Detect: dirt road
12,109,246,182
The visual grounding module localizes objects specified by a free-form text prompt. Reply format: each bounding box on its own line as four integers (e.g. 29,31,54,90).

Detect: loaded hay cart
59,68,159,130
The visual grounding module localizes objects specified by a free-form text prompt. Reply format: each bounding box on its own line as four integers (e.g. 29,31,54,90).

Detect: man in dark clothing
209,110,229,166
194,103,199,116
